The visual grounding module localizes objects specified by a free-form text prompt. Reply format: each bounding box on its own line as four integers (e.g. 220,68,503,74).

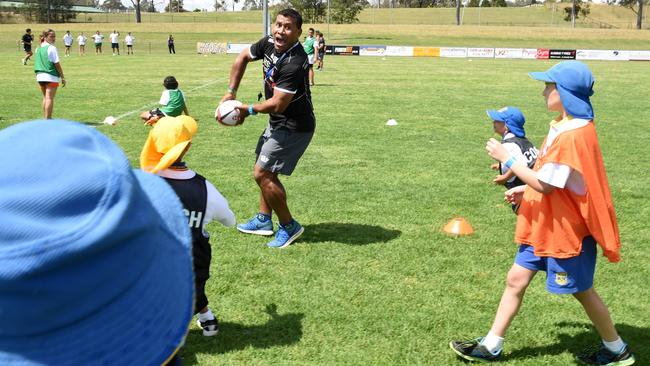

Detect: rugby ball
215,100,243,126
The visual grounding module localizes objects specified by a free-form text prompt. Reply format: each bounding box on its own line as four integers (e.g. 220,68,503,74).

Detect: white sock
603,337,626,354
480,331,504,355
198,308,215,322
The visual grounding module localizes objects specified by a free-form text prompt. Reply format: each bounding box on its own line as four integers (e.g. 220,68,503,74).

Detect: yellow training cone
443,217,474,236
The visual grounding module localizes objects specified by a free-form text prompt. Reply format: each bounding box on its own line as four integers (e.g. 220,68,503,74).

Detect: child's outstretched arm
493,169,515,185
486,138,554,194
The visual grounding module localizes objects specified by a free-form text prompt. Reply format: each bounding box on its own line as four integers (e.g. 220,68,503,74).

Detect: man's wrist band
227,86,237,95
504,157,516,169
248,105,257,116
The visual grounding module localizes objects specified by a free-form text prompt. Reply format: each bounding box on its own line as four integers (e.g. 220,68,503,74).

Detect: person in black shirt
21,28,33,65
220,8,315,249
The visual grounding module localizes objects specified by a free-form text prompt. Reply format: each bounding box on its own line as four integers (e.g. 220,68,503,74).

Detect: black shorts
192,239,212,313
111,43,119,49
148,108,165,119
24,45,32,53
318,52,325,59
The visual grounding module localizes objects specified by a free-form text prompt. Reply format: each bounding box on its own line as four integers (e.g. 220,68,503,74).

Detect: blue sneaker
577,343,635,366
450,337,502,363
237,214,274,236
267,220,304,248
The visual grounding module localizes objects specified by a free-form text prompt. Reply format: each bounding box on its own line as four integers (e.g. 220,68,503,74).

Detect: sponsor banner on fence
384,46,414,57
536,48,550,60
521,48,538,59
576,49,629,61
227,43,250,54
326,45,360,56
197,42,227,55
359,45,387,56
549,49,577,60
495,48,524,59
467,47,495,58
441,47,468,58
413,47,440,57
628,50,650,61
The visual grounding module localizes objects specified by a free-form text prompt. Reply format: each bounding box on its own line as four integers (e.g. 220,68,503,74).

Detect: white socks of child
481,331,505,355
198,308,215,322
603,337,626,355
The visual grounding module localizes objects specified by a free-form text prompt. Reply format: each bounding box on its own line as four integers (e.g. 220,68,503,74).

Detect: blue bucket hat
486,106,526,138
529,60,595,120
0,120,193,366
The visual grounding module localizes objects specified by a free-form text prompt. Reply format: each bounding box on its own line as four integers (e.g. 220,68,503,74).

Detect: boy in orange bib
450,61,634,366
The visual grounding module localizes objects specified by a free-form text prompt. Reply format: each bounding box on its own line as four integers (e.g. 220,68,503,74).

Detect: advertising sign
494,48,523,59
521,48,538,59
385,46,414,57
359,45,387,56
227,43,250,54
628,50,650,61
440,47,468,58
576,49,629,61
549,49,577,60
326,45,360,56
536,48,550,60
413,47,440,57
197,42,227,55
467,47,494,58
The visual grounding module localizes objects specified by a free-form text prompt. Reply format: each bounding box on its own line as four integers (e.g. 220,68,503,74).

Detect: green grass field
1,23,649,365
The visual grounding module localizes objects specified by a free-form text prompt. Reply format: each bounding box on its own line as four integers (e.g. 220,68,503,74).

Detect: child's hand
490,163,500,170
493,174,508,185
504,185,526,205
486,138,509,163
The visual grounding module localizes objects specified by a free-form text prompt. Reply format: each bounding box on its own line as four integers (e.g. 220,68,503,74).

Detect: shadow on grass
180,304,303,364
301,222,401,245
80,121,104,127
505,321,648,364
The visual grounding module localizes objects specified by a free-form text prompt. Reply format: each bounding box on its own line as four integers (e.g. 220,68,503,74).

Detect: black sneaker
196,318,219,337
450,337,502,363
576,344,635,366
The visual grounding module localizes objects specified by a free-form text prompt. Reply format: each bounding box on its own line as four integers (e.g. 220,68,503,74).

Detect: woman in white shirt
77,32,87,55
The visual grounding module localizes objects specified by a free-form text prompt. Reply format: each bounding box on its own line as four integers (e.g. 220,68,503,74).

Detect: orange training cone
443,217,474,236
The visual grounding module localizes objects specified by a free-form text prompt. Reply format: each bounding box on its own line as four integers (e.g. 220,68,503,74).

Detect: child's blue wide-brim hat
529,60,595,120
0,120,194,365
486,106,526,138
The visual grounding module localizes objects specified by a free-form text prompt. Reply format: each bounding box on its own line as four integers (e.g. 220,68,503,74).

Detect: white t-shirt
158,89,185,106
536,118,590,195
63,33,73,46
109,33,119,43
125,35,134,45
156,169,236,232
35,43,61,83
77,35,87,45
92,34,103,43
500,132,526,184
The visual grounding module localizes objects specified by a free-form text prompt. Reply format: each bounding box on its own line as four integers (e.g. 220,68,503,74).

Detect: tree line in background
10,0,647,28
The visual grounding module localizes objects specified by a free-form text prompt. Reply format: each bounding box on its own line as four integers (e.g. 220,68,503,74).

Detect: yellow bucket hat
140,115,198,173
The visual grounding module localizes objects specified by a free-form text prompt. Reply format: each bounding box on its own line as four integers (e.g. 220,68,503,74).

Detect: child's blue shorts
514,236,597,294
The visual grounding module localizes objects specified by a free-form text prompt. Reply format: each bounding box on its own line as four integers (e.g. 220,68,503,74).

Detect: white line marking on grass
100,79,221,124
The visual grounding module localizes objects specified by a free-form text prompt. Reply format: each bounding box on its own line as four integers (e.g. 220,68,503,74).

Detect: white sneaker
196,318,219,336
